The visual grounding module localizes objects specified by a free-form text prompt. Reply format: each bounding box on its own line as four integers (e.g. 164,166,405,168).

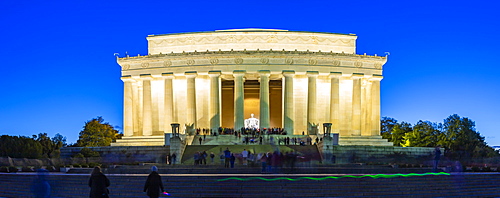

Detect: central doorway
221,80,282,128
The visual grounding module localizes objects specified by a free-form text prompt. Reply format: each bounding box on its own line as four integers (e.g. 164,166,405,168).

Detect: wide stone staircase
1,169,500,197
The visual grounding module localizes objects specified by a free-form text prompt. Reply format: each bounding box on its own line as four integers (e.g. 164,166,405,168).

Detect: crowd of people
193,127,290,136
213,147,303,172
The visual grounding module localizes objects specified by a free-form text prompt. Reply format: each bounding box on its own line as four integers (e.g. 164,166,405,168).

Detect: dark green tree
76,116,121,147
0,135,43,158
381,117,398,140
441,114,497,159
32,133,67,158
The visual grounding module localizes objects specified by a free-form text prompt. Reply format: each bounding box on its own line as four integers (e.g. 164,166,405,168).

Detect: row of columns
122,71,382,137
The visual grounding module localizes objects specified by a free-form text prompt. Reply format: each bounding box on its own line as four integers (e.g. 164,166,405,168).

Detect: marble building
111,28,392,146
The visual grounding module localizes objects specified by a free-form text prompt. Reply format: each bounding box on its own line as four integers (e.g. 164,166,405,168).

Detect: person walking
31,169,50,198
143,166,164,198
88,166,110,198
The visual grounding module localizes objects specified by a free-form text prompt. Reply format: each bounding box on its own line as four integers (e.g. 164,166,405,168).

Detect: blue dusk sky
1,0,499,145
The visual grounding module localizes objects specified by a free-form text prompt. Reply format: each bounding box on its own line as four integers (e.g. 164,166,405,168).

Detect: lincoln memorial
112,28,392,146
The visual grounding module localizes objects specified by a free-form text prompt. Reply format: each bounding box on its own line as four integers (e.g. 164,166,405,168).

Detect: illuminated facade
112,29,392,146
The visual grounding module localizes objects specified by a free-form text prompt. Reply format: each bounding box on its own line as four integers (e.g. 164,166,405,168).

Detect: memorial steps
1,172,500,197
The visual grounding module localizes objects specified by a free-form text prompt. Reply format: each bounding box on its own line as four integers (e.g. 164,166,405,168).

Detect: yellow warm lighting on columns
185,72,198,128
162,73,174,133
351,73,363,136
370,75,383,136
282,70,295,134
307,71,319,134
140,74,153,136
234,70,246,131
209,71,221,132
329,72,342,134
122,76,134,137
259,70,271,130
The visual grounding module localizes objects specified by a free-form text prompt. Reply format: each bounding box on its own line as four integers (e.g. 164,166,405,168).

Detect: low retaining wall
60,146,170,164
322,145,438,164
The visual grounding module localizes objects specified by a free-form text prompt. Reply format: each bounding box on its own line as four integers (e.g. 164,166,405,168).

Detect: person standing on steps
88,166,110,198
210,152,215,164
144,166,165,198
224,147,231,168
242,149,249,165
199,136,203,145
230,153,236,168
171,153,177,165
433,146,442,172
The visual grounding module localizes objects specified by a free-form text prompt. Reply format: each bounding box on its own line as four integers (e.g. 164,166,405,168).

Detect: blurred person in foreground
144,166,165,198
88,166,110,198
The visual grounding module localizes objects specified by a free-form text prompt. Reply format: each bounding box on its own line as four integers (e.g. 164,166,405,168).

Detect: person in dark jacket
144,166,164,198
88,166,110,198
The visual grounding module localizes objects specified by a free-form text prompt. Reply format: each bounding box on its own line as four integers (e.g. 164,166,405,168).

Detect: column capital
306,71,319,77
208,71,222,77
258,70,271,76
161,72,175,79
233,70,246,77
329,72,342,78
121,75,135,82
351,73,364,79
282,70,295,77
139,74,153,79
370,74,383,81
185,71,198,78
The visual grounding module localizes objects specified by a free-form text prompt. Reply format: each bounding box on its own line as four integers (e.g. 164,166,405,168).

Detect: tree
76,117,121,147
0,135,43,158
402,121,440,147
391,122,412,146
441,114,497,159
381,117,398,140
32,133,67,158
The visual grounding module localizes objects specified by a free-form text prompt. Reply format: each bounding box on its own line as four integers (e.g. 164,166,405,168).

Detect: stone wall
321,145,439,164
60,146,170,164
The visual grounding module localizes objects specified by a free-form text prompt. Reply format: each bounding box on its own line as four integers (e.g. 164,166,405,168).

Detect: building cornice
117,50,387,72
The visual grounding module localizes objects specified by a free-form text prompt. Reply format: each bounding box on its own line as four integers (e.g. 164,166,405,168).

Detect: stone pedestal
169,136,183,165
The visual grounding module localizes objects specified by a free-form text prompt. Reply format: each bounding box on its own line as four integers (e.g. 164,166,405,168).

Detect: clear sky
1,0,499,145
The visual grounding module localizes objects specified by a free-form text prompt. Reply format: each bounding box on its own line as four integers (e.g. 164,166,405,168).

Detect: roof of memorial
147,28,356,37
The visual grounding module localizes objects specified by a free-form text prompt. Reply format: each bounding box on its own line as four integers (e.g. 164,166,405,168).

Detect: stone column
259,70,271,130
209,71,221,132
185,72,197,128
282,70,295,134
371,75,383,136
233,71,246,131
351,73,363,136
141,74,153,136
307,71,319,134
329,72,341,134
122,76,134,137
361,79,373,136
133,80,142,136
162,73,174,133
